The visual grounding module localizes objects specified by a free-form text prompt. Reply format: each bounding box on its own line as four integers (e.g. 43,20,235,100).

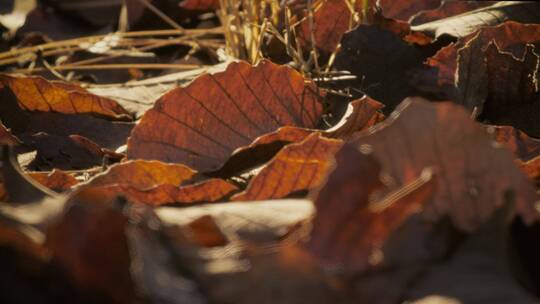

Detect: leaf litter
0,0,540,303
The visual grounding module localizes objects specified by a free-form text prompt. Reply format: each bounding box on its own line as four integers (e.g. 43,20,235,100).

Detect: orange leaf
211,96,384,178
232,133,343,201
127,60,323,172
0,74,131,120
28,169,79,192
86,160,196,188
82,160,236,206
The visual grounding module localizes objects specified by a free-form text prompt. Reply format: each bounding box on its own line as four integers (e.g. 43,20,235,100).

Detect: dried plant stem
0,28,223,62
12,63,207,74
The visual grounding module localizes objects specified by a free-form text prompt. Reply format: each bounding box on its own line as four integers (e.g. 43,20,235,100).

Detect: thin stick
12,63,207,74
0,28,223,61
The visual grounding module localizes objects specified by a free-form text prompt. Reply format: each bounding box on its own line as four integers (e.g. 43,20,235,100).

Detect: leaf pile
1,1,540,303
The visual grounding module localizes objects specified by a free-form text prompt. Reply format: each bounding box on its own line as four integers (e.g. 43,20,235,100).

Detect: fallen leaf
488,125,540,161
350,97,539,231
412,1,540,39
80,159,236,206
85,160,196,188
306,143,435,272
232,133,343,201
28,169,79,192
478,43,540,137
128,60,324,172
0,83,134,150
0,74,131,120
420,21,540,97
211,96,384,178
84,178,237,206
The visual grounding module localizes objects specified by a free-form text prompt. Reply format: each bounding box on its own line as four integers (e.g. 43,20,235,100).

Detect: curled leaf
232,133,343,201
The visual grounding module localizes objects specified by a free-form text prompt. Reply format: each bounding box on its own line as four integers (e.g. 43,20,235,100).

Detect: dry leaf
351,97,539,231
128,60,323,172
232,133,343,201
28,169,79,192
0,74,131,120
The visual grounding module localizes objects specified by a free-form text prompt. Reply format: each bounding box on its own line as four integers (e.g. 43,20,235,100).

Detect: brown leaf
412,1,540,39
297,0,353,53
81,160,237,206
86,160,196,188
212,96,384,178
421,21,540,97
85,178,237,206
0,74,131,120
478,43,540,137
0,79,135,151
127,60,324,172
28,169,79,192
307,143,435,273
350,97,539,231
488,125,540,161
325,96,385,139
232,133,343,201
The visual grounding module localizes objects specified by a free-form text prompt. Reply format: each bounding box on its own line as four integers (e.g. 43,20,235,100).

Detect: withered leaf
478,43,540,137
232,133,343,201
84,178,237,206
351,97,539,231
488,125,540,161
412,1,540,39
0,74,131,120
297,0,353,54
28,169,79,193
128,60,324,172
306,143,435,273
86,160,196,188
211,96,384,178
81,160,237,206
0,80,134,151
423,21,540,90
